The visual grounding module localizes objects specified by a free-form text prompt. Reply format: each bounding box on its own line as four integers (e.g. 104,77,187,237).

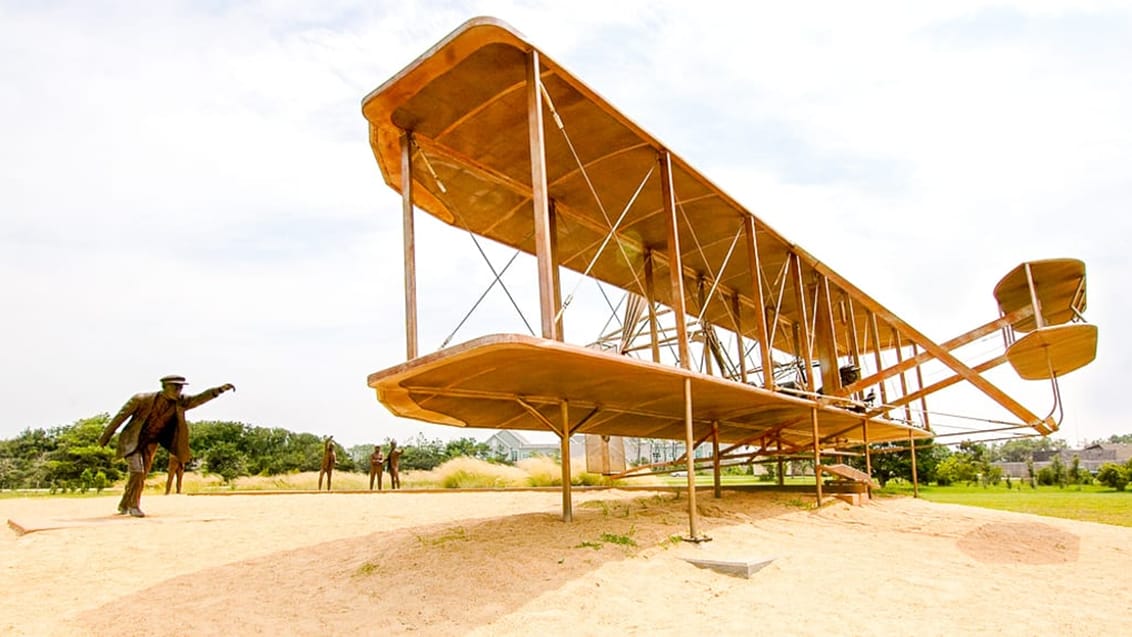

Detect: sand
2,487,1130,636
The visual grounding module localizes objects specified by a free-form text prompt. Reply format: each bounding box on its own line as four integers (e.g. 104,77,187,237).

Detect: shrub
1096,463,1129,491
93,470,108,493
205,442,248,484
431,457,526,488
1037,466,1056,486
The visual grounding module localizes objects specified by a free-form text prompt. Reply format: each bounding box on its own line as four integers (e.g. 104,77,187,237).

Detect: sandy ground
2,487,1130,636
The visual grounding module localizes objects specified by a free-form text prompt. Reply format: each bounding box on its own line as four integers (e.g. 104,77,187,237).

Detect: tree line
2,414,1129,492
0,413,500,491
843,434,1132,490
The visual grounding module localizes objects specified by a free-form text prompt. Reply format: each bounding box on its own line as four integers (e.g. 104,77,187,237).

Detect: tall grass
87,456,643,495
517,456,617,487
416,457,528,488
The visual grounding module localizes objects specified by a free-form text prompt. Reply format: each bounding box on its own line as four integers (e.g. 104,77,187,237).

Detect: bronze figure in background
387,440,403,490
368,444,384,490
318,436,337,491
164,455,184,495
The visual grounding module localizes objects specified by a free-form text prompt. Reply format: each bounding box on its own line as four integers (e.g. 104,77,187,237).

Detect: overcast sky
1,0,1127,449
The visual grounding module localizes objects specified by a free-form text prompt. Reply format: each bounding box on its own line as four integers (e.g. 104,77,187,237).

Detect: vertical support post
776,436,785,486
683,377,699,539
869,312,889,414
732,294,747,383
698,278,714,377
912,343,932,432
790,253,815,392
863,418,873,500
400,131,418,359
845,297,864,398
550,200,564,340
560,400,573,522
892,329,918,499
527,50,558,341
644,250,661,363
811,407,823,507
660,150,690,369
909,430,920,499
743,216,775,389
712,421,721,499
813,275,841,393
892,329,914,425
1024,262,1046,329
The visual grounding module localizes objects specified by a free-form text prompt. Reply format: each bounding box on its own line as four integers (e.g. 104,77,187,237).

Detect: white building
484,430,584,463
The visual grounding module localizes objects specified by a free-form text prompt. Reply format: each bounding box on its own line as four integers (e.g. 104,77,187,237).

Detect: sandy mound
3,489,1130,636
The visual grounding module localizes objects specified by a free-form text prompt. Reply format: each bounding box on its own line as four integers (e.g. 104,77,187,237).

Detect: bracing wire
540,81,650,310
440,246,527,348
411,145,536,347
554,166,654,324
695,225,745,323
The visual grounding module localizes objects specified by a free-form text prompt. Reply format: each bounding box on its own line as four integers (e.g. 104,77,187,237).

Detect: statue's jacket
99,387,226,462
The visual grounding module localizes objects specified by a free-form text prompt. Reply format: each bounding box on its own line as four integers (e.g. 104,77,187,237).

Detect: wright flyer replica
362,18,1098,532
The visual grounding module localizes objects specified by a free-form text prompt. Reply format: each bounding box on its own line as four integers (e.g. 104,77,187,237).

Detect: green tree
846,439,946,487
347,443,375,468
0,427,56,488
93,470,109,493
243,426,294,474
43,415,121,487
935,453,977,486
1050,454,1066,487
1096,462,1129,491
996,437,1065,462
204,442,248,484
399,434,447,471
1068,454,1083,485
444,437,492,461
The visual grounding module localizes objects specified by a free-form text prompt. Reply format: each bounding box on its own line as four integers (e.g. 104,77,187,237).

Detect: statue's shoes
127,507,146,518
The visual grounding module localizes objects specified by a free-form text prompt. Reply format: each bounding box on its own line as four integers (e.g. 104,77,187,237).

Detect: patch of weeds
577,525,638,549
416,526,468,546
784,497,809,509
354,561,379,577
658,535,683,549
576,540,603,550
600,532,637,546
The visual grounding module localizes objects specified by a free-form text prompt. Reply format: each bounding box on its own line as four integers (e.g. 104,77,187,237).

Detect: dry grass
412,457,529,488
138,457,659,494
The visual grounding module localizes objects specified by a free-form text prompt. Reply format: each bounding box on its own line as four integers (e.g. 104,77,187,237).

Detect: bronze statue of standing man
164,455,185,495
99,375,235,517
318,436,337,491
368,444,384,490
387,440,403,490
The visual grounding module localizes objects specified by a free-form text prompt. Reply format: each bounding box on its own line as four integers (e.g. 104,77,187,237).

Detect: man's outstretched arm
183,383,236,410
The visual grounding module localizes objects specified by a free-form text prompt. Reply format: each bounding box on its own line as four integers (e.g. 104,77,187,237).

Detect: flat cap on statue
159,375,189,385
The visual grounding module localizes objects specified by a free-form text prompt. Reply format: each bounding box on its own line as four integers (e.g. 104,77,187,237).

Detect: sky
1,0,1128,449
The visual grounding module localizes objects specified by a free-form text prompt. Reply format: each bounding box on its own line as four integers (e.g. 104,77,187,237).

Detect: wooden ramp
820,464,877,488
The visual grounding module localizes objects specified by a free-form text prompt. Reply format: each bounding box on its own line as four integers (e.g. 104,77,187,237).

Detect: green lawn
877,482,1132,527
657,473,1131,527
